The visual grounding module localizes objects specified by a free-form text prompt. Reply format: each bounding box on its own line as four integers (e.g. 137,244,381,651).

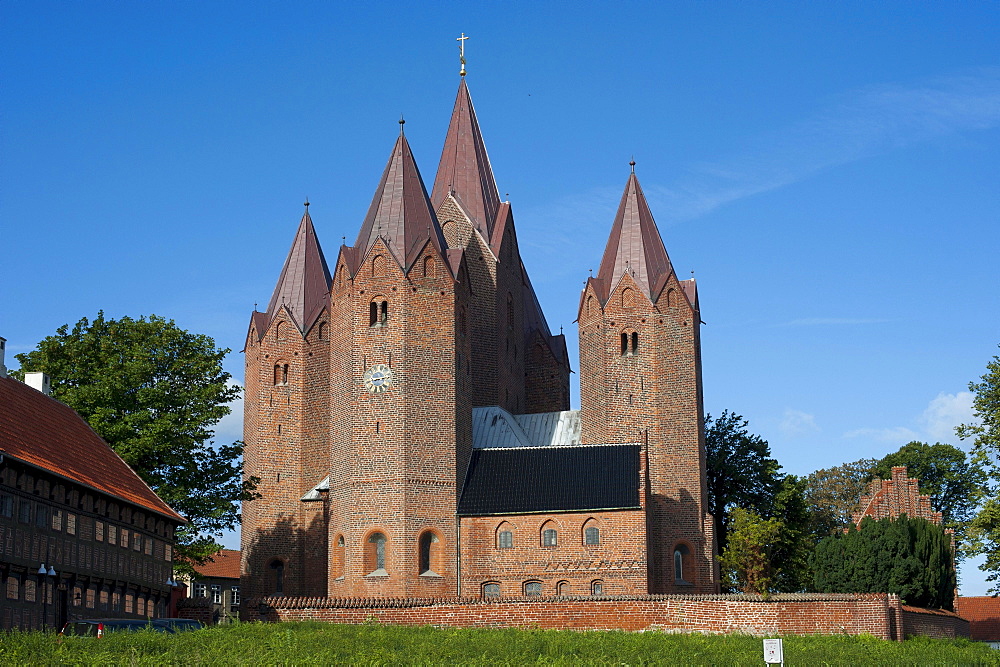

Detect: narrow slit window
369,302,378,327
380,301,388,324
621,333,628,356
631,332,639,355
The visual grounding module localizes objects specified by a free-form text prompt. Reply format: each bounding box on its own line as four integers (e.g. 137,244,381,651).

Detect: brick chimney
0,336,6,378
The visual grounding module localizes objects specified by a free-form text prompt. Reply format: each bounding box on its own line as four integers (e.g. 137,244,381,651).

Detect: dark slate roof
431,78,501,241
595,169,674,305
458,444,641,516
354,130,448,272
265,205,332,335
0,377,185,522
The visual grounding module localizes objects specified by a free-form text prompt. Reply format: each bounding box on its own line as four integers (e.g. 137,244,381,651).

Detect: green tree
705,411,781,555
13,312,257,567
768,475,814,592
719,507,783,595
803,458,878,538
872,441,984,548
811,515,956,609
958,346,1000,592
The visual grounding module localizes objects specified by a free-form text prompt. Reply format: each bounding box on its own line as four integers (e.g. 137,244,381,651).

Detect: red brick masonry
249,593,969,641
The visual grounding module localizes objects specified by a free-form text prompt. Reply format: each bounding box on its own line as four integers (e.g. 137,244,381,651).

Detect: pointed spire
595,167,674,304
266,204,333,332
431,78,501,240
355,131,447,270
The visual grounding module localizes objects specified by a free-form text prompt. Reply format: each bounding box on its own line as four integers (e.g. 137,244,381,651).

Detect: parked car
59,619,175,638
152,618,204,632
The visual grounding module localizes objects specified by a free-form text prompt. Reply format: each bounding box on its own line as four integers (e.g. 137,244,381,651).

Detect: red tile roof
431,78,501,241
0,376,184,522
955,596,1000,641
263,205,332,336
596,170,675,305
354,130,448,273
194,548,241,579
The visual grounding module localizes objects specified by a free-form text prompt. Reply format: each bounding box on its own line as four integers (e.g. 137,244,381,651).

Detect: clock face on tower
363,364,394,394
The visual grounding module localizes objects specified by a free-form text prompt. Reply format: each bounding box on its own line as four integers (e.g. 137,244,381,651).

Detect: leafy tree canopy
705,411,781,555
13,312,256,568
803,458,878,538
872,441,984,546
958,346,1000,592
719,507,782,595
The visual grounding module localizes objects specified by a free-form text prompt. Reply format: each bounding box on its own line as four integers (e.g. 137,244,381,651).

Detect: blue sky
3,2,998,592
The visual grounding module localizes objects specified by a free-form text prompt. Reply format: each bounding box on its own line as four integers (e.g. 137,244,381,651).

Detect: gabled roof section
431,79,501,241
0,377,185,522
458,444,641,515
265,205,332,334
355,131,448,272
595,169,674,304
193,549,241,579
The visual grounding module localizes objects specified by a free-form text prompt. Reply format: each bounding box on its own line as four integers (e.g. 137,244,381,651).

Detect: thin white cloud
523,67,1000,242
779,409,820,437
919,391,977,443
648,67,1000,222
213,380,244,444
844,426,920,444
780,317,892,327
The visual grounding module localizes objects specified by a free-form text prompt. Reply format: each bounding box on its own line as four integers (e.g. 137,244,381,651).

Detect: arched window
631,332,639,355
498,530,513,549
591,580,604,596
674,544,692,584
372,254,386,277
269,560,284,595
621,332,628,356
584,526,600,546
666,288,677,307
542,528,557,548
506,293,514,329
275,321,285,340
621,287,634,309
586,295,594,317
333,535,345,579
369,300,388,327
366,532,387,575
482,582,501,598
523,581,542,597
418,531,441,576
556,580,570,596
318,322,327,340
423,255,436,278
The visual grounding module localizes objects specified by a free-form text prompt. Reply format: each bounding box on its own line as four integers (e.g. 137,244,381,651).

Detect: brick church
241,70,719,602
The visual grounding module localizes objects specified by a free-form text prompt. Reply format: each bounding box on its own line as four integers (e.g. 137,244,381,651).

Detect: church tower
242,205,333,600
324,125,472,597
578,165,717,593
431,77,570,414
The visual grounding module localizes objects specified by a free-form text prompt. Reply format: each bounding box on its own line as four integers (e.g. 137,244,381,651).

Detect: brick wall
900,605,970,639
247,593,966,640
458,509,648,597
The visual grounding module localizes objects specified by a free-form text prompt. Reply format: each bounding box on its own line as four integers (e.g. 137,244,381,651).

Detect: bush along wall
811,514,955,609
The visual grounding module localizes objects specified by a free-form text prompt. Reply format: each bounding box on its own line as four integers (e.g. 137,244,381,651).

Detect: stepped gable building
0,363,184,631
853,466,944,527
241,72,718,605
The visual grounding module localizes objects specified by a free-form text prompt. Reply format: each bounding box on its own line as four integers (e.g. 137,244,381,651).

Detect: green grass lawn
0,622,995,665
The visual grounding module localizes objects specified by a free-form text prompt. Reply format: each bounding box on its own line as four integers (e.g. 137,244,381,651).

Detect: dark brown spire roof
265,206,332,333
355,132,448,271
431,79,501,240
595,171,674,304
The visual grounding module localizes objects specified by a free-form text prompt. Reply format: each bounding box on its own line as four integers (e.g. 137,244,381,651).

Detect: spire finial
304,197,309,208
399,115,405,134
457,32,469,76
629,157,636,173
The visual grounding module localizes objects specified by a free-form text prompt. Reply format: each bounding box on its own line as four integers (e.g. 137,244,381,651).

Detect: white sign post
763,638,784,665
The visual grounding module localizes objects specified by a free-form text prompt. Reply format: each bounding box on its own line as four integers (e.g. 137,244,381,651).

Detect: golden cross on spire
457,32,469,76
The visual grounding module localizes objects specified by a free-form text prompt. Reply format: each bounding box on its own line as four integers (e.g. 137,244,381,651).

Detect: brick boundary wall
900,605,970,639
245,594,969,641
